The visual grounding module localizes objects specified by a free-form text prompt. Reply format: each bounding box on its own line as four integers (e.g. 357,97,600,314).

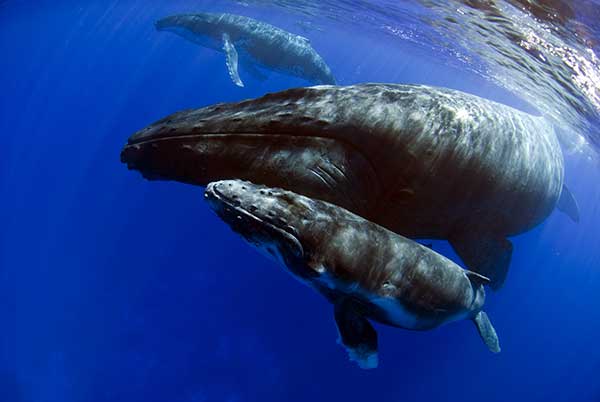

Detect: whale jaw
121,124,382,219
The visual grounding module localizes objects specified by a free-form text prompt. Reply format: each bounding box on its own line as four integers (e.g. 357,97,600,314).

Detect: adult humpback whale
205,180,500,368
155,13,336,87
121,83,579,289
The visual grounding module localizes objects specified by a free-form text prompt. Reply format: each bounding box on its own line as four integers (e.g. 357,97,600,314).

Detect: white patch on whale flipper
222,33,244,87
333,298,379,370
336,336,379,369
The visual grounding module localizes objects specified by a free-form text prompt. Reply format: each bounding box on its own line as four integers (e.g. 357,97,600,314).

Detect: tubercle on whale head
204,180,318,278
154,13,218,33
120,108,382,219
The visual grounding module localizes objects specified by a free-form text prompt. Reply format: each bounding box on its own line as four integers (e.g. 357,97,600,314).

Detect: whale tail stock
472,311,501,353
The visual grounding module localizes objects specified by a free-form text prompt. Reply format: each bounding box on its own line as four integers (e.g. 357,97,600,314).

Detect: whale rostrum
155,13,336,87
204,179,501,368
121,83,578,289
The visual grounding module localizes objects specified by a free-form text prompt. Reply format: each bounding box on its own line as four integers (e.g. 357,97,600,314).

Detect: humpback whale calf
121,83,579,289
204,179,501,368
155,13,336,87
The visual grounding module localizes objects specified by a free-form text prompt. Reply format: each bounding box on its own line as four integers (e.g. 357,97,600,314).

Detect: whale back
156,84,563,236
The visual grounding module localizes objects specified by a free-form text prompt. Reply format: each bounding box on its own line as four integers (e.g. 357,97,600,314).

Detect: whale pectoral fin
334,299,379,369
222,33,244,87
472,311,501,353
557,184,580,223
450,230,512,291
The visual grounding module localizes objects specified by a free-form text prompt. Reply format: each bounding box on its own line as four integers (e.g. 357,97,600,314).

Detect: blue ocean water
1,1,600,401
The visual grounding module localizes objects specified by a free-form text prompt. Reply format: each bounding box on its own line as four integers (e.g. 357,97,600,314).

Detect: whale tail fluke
472,311,501,353
557,184,580,223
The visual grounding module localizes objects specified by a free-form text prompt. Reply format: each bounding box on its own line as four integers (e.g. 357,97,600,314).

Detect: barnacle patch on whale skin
204,181,304,262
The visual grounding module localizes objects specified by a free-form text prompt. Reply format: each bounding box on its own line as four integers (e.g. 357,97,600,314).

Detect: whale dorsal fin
333,298,378,369
222,33,244,87
472,311,501,353
557,184,580,223
450,230,512,291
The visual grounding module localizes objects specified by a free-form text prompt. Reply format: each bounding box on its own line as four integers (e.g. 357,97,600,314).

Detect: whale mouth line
122,131,377,175
126,132,244,146
121,131,384,220
124,132,331,148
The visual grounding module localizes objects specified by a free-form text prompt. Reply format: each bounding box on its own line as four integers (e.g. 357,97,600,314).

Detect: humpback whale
204,179,501,368
155,13,336,87
121,83,579,289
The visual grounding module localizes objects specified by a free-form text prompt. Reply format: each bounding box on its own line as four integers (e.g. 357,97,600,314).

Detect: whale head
204,179,324,278
155,13,220,32
155,13,225,48
120,90,382,219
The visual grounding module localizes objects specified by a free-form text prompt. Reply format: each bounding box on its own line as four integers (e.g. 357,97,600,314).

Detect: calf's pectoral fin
557,184,580,223
450,230,512,291
472,311,501,353
222,33,244,87
334,299,379,369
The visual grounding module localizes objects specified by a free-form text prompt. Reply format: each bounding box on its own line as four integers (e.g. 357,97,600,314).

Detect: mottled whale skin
205,179,500,368
121,83,576,289
155,13,336,87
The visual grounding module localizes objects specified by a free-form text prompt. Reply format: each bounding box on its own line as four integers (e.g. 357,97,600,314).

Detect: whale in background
155,13,336,87
205,180,500,368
